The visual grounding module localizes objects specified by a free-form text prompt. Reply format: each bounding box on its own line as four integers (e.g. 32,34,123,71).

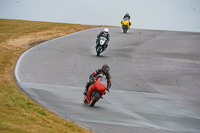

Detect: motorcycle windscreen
99,75,107,86
100,37,107,45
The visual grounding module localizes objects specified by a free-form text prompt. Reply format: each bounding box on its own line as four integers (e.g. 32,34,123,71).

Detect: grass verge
0,19,101,133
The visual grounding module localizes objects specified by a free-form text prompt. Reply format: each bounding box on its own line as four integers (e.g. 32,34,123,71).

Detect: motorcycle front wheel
90,92,100,107
96,46,102,56
123,25,128,33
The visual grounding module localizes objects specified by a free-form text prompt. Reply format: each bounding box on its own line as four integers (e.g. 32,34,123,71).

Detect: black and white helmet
103,28,109,35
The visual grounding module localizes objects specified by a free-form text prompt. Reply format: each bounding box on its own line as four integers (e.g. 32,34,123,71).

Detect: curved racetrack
15,27,200,133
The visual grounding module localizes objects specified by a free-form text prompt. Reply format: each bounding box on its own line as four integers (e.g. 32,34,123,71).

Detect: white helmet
104,28,109,33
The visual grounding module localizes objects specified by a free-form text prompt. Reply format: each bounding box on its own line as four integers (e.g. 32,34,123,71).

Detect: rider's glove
89,78,94,83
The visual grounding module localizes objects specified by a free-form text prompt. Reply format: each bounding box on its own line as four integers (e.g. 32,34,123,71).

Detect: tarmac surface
15,27,200,133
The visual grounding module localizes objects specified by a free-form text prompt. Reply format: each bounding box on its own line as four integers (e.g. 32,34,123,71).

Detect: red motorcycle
83,74,109,107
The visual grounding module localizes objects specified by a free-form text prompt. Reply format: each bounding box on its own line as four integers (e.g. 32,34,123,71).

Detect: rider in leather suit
122,12,131,27
96,28,110,49
83,64,111,95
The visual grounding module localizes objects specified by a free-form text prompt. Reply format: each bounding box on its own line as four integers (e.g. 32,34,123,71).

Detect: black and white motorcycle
96,36,108,56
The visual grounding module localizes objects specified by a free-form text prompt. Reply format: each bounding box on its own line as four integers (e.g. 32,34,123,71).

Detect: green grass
0,19,100,133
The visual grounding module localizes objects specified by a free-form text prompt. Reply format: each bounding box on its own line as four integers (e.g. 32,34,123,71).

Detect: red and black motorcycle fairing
84,74,107,107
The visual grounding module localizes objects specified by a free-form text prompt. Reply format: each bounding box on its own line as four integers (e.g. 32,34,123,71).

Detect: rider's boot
83,82,90,95
95,38,99,48
83,89,87,95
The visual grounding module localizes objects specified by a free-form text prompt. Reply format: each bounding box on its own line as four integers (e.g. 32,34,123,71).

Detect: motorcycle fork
91,91,101,102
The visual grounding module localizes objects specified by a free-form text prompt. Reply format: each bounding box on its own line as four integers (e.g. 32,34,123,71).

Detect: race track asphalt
15,27,200,133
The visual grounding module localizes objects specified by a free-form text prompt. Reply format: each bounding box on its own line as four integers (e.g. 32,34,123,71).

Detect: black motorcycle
96,36,108,56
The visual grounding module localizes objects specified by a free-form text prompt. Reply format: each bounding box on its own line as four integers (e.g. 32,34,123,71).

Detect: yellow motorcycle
121,17,130,33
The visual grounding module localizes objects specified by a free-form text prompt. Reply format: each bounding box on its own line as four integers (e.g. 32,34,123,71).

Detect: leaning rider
83,64,111,95
122,12,131,28
96,28,110,49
